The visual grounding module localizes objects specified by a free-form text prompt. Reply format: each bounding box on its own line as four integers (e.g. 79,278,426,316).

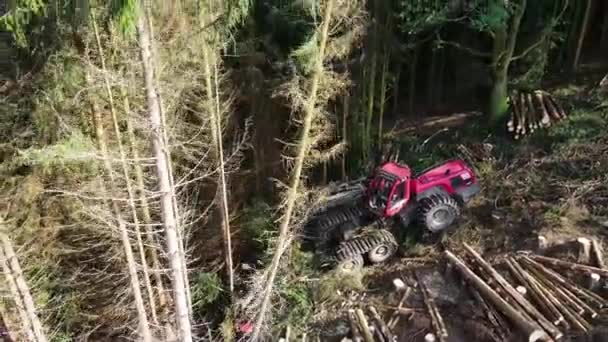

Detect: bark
377,52,389,148
591,239,605,269
250,1,335,339
0,226,47,342
202,41,234,293
506,258,564,326
365,3,378,152
136,8,193,342
121,87,169,310
92,16,159,325
144,5,192,314
368,306,394,342
444,250,549,342
463,244,562,340
522,256,606,310
417,273,448,342
86,18,153,339
348,309,363,342
354,309,375,342
391,63,402,117
469,285,509,341
529,254,608,278
489,0,527,124
408,47,418,117
602,5,608,50
341,93,349,181
572,0,593,71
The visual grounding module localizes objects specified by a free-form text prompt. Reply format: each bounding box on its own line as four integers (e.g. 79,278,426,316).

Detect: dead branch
416,273,448,342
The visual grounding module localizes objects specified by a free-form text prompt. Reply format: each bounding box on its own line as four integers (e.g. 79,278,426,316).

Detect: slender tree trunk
341,92,349,181
201,24,234,294
378,52,389,148
408,47,418,117
86,30,153,341
572,0,594,71
92,15,159,326
136,9,193,342
144,5,192,316
489,0,527,124
250,1,335,339
427,44,438,106
392,63,402,117
601,4,608,50
0,224,47,342
365,35,377,159
121,87,169,310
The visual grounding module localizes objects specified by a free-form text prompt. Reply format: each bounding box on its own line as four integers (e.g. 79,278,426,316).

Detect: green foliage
240,201,277,258
277,274,313,332
109,0,139,38
468,0,511,33
14,132,98,175
191,271,224,311
0,0,46,47
395,0,450,34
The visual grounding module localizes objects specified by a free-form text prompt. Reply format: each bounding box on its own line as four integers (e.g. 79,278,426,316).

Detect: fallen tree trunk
463,244,562,340
529,254,608,278
416,273,448,342
507,257,564,327
445,250,549,342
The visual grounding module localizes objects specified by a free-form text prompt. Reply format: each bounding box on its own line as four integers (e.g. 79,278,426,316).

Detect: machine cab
367,162,412,218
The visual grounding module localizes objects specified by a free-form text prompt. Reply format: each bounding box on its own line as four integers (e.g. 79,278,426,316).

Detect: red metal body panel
367,159,478,218
378,161,412,180
411,159,476,195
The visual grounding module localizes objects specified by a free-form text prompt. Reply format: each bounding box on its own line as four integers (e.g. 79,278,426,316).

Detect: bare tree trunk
341,92,349,181
201,37,234,294
92,15,159,326
250,1,335,340
86,25,153,340
136,8,193,342
572,0,594,71
0,223,47,342
121,87,169,309
144,5,192,316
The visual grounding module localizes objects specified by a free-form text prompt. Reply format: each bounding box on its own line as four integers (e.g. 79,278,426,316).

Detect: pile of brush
507,89,568,139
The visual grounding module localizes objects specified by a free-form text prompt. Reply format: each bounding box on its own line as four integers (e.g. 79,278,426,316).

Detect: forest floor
296,66,608,342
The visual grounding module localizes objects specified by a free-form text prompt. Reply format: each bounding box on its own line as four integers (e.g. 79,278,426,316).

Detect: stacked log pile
445,241,608,342
507,89,568,139
341,238,608,342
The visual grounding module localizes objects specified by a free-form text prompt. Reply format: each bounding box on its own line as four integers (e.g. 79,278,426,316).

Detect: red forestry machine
302,159,481,270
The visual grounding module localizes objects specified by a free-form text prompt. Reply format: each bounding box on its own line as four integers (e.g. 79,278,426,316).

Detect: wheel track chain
316,205,365,235
335,229,397,262
418,194,460,218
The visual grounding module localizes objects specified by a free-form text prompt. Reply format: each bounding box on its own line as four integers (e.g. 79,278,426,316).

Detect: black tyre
418,194,460,233
336,253,364,272
367,233,398,264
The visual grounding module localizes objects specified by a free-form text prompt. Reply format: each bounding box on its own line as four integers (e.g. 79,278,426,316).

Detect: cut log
368,306,394,342
577,237,591,264
354,309,375,342
425,333,436,342
533,91,551,126
543,93,566,119
388,285,412,330
529,254,608,278
527,93,538,131
516,286,527,296
444,250,549,342
522,256,606,310
348,309,363,342
463,244,562,340
469,285,509,341
588,273,601,291
507,258,564,327
417,272,448,342
508,92,521,132
519,93,528,135
591,239,605,269
537,236,548,253
521,264,587,331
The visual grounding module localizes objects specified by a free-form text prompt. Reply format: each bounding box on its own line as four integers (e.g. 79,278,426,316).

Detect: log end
528,329,550,342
